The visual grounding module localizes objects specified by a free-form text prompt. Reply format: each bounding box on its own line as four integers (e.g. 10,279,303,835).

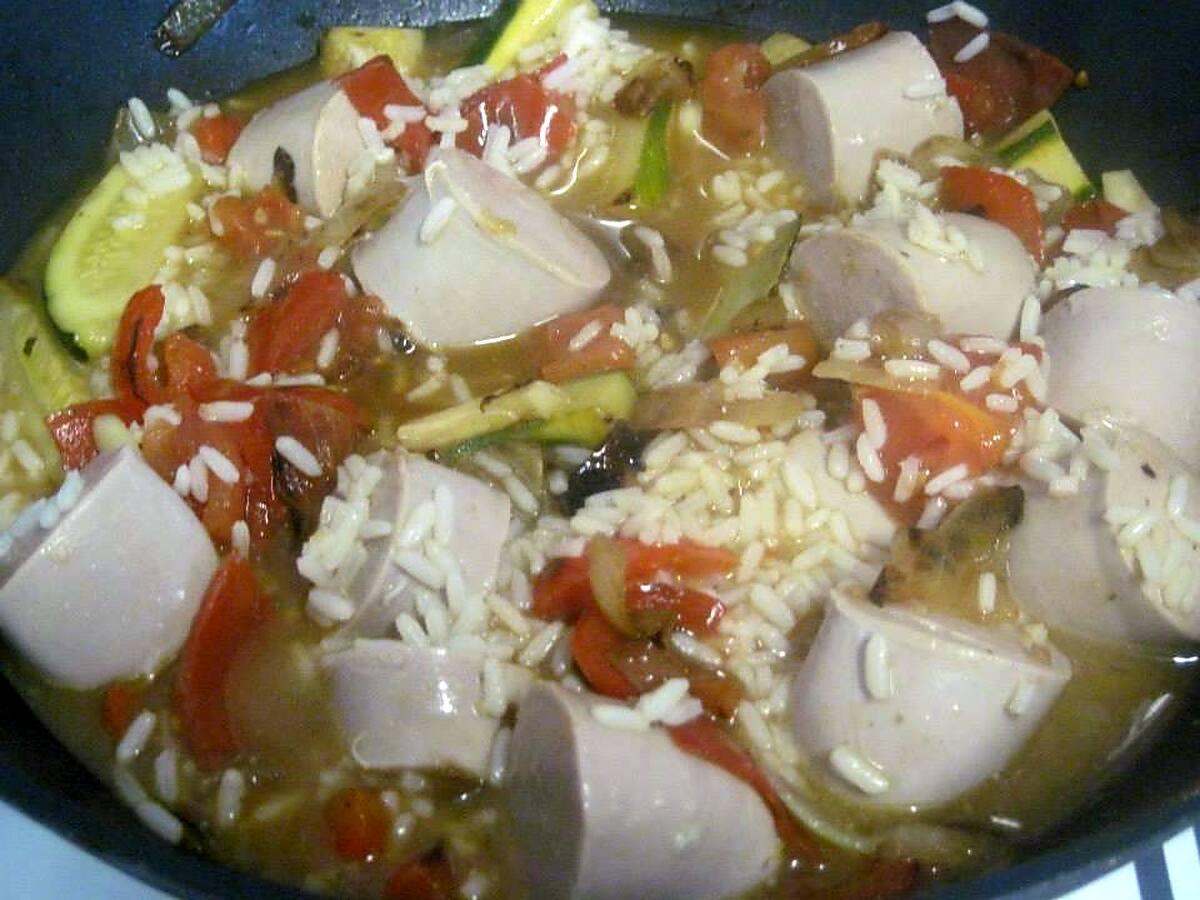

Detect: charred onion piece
154,0,237,57
564,423,654,514
615,55,696,116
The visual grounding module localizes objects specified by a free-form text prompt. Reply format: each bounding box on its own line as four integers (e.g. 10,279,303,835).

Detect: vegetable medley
2,2,1199,899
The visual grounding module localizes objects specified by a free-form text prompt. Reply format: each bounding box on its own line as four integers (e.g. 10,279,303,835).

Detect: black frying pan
1,2,1199,897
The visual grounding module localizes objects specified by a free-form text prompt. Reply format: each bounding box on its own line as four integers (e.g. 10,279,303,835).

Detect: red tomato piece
707,325,819,381
571,608,638,699
537,305,634,383
531,555,592,621
191,113,244,165
384,852,456,900
110,285,168,409
1061,198,1128,236
101,682,145,740
210,188,305,259
699,43,771,155
324,787,392,862
160,333,220,397
246,270,350,375
668,717,822,862
45,397,143,470
339,55,434,172
457,73,576,161
940,165,1045,263
174,555,273,769
621,539,739,581
930,21,1073,137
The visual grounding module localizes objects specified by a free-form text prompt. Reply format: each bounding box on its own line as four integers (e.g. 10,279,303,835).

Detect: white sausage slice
227,79,366,216
1008,427,1200,645
323,640,529,777
765,32,964,208
1041,287,1200,469
505,684,779,900
351,147,611,349
790,590,1070,808
786,212,1035,342
0,447,218,689
305,450,510,640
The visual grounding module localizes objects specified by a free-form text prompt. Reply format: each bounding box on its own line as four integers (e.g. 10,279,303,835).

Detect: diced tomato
384,851,456,900
339,55,434,172
247,271,350,375
324,787,392,862
537,305,635,383
174,555,273,769
45,397,143,470
531,555,592,621
858,386,1018,522
627,582,725,635
457,73,576,161
943,71,1003,136
940,166,1045,263
699,43,771,155
930,21,1074,137
668,717,822,863
191,113,244,165
1061,198,1127,236
160,333,220,396
571,608,638,699
210,188,305,259
709,324,819,390
621,539,738,581
101,682,145,740
111,285,168,409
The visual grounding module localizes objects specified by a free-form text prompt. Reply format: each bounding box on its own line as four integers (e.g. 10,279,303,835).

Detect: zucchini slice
44,156,202,358
992,109,1095,201
1101,169,1156,214
760,32,812,67
632,101,672,209
319,26,425,78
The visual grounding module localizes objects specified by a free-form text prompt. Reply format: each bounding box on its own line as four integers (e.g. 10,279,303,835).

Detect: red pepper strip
668,717,823,863
174,555,273,769
110,285,169,409
940,165,1045,264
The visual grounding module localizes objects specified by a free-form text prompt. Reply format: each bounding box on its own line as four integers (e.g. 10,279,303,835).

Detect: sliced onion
723,391,810,427
631,383,725,430
812,359,925,393
585,536,638,637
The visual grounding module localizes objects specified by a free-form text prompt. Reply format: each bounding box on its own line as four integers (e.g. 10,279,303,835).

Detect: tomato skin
627,582,725,635
210,188,305,259
457,73,576,161
940,166,1045,263
174,555,273,769
537,305,635,383
339,55,434,172
699,43,771,155
943,71,1003,135
668,717,822,862
160,333,220,396
324,787,392,862
531,555,592,621
621,539,738,581
246,271,350,375
191,113,244,164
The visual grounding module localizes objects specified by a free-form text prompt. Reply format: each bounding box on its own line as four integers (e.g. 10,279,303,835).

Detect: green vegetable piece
760,32,812,67
0,279,93,478
465,0,588,70
632,101,672,209
993,109,1095,202
396,380,571,452
319,27,425,78
44,159,202,358
695,219,802,339
440,372,636,457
